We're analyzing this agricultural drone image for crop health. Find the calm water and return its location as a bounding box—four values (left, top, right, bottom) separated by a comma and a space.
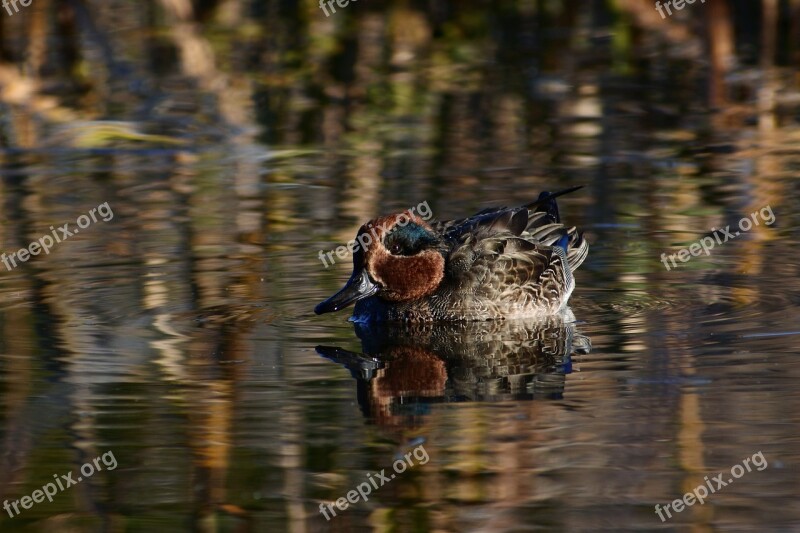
1, 2, 800, 532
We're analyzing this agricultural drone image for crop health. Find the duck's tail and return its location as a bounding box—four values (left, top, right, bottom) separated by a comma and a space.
524, 185, 583, 223
525, 186, 588, 272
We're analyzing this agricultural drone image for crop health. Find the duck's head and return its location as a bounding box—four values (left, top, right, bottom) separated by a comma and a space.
315, 211, 445, 315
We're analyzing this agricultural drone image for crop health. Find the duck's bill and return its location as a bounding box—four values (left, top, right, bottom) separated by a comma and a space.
315, 269, 379, 315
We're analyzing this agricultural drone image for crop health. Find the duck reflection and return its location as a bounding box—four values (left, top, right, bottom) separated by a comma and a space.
317, 314, 591, 426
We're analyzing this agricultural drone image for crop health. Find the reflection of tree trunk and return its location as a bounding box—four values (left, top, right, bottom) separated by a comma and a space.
792, 0, 800, 66
737, 57, 783, 298
707, 0, 734, 108
0, 311, 34, 501
27, 0, 48, 76
761, 0, 778, 68
0, 9, 8, 62
759, 0, 778, 131
677, 380, 710, 524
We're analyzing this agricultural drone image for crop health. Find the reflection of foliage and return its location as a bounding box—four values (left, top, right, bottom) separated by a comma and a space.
1, 1, 795, 149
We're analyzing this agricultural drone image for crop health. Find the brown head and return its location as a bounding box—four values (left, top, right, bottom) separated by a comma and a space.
315, 211, 446, 315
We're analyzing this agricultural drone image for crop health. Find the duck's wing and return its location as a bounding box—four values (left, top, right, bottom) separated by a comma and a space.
432, 186, 581, 235
444, 232, 576, 313
433, 186, 588, 272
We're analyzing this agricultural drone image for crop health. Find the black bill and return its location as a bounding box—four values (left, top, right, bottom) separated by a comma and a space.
314, 268, 379, 315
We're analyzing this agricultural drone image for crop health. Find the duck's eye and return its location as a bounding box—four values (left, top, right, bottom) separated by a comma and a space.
386, 235, 410, 255
384, 222, 437, 256
385, 235, 411, 256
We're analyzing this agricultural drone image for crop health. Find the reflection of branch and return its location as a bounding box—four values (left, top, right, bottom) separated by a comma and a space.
615, 0, 699, 45
159, 0, 193, 20
172, 24, 217, 79
156, 0, 254, 129
0, 64, 79, 146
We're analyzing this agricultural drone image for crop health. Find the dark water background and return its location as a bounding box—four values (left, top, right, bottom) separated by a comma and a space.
1, 1, 799, 531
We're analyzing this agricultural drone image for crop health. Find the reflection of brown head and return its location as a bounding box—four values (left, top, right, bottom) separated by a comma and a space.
370, 346, 447, 428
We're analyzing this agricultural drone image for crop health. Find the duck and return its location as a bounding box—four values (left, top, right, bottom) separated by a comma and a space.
314, 186, 588, 322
